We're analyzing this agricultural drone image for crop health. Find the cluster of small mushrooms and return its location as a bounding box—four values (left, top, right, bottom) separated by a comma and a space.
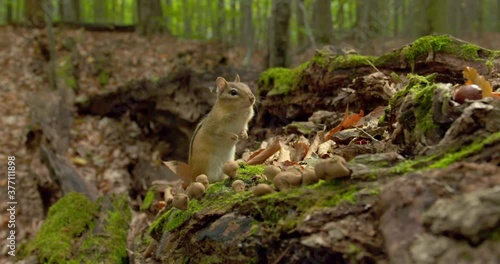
169, 155, 352, 211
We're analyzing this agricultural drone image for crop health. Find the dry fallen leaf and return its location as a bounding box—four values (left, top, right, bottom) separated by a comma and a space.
325, 105, 364, 141
247, 138, 282, 165
304, 131, 324, 160
463, 66, 492, 97
162, 160, 191, 189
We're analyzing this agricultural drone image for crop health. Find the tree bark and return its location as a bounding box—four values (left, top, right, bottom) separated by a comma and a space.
6, 0, 13, 24
136, 0, 165, 36
269, 0, 291, 67
24, 0, 44, 27
183, 0, 192, 38
60, 0, 80, 23
242, 0, 254, 67
312, 0, 333, 45
294, 0, 306, 48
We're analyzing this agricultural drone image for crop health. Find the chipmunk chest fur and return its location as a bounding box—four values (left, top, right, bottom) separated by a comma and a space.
188, 75, 255, 183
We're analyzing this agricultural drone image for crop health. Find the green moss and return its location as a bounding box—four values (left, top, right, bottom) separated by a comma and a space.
140, 189, 155, 211
312, 49, 376, 71
392, 132, 500, 174
149, 176, 254, 238
401, 35, 483, 70
486, 60, 494, 73
390, 74, 438, 138
391, 155, 438, 174
258, 62, 309, 96
20, 193, 131, 264
429, 131, 500, 169
22, 193, 98, 263
238, 164, 266, 180
81, 195, 131, 264
318, 185, 359, 207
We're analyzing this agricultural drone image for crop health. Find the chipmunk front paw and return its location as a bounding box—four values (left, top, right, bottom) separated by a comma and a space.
230, 133, 239, 141
239, 131, 248, 140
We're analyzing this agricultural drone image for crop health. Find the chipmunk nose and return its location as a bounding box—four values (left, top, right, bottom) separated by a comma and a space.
249, 95, 255, 104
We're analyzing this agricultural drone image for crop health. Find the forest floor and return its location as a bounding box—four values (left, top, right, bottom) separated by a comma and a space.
1, 26, 500, 263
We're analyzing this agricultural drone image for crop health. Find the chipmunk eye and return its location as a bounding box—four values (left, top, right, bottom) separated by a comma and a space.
229, 89, 238, 96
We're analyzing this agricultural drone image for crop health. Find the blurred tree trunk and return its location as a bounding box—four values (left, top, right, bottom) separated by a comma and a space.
44, 0, 56, 90
137, 0, 164, 36
59, 0, 80, 23
419, 0, 449, 36
94, 0, 106, 23
6, 0, 13, 24
230, 0, 238, 43
242, 0, 253, 67
214, 0, 225, 41
269, 0, 291, 67
183, 0, 192, 38
295, 0, 306, 48
312, 0, 333, 45
25, 0, 44, 27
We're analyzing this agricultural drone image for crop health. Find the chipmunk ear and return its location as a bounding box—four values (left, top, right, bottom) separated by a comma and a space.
216, 77, 228, 93
234, 74, 240, 83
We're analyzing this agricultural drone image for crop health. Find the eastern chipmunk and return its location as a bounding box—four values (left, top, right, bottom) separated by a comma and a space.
189, 75, 255, 183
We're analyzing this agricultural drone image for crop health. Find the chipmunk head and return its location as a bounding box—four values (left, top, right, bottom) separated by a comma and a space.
216, 75, 255, 109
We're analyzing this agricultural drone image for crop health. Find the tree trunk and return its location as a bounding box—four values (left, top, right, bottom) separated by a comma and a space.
269, 0, 291, 67
25, 0, 44, 27
312, 0, 333, 45
60, 0, 80, 23
230, 0, 238, 43
6, 0, 13, 24
183, 0, 191, 38
94, 0, 106, 23
295, 0, 306, 48
213, 0, 225, 41
136, 0, 165, 36
44, 0, 56, 90
242, 0, 253, 67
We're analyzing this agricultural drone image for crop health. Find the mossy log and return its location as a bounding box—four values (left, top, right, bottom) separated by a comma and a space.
18, 193, 131, 263
256, 35, 500, 127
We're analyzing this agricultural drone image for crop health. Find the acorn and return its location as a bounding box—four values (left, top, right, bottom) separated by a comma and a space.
264, 165, 281, 181
172, 193, 189, 211
251, 183, 274, 196
273, 171, 302, 191
232, 180, 246, 193
196, 174, 209, 188
187, 182, 206, 200
223, 161, 239, 179
302, 168, 319, 186
314, 155, 351, 181
454, 84, 482, 104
